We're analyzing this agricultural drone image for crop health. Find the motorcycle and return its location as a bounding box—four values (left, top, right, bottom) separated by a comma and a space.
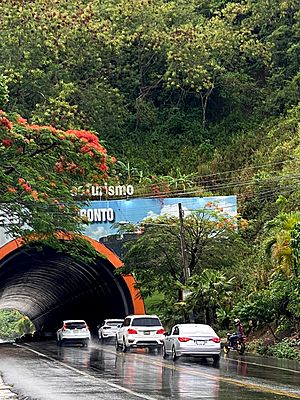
223, 333, 246, 355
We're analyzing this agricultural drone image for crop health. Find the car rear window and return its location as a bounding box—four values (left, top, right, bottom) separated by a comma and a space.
131, 317, 161, 327
180, 326, 216, 336
107, 321, 123, 327
65, 322, 87, 329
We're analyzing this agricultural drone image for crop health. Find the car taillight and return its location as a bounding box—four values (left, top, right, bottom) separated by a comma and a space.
178, 337, 192, 342
210, 337, 221, 343
127, 328, 137, 334
156, 329, 165, 334
62, 324, 67, 331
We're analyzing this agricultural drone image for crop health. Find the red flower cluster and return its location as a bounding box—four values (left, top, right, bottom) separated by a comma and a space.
66, 129, 107, 155
2, 138, 13, 147
23, 183, 32, 192
17, 116, 27, 125
1, 112, 115, 181
98, 163, 108, 172
18, 178, 31, 192
80, 145, 95, 157
54, 161, 64, 173
152, 184, 160, 194
0, 116, 13, 130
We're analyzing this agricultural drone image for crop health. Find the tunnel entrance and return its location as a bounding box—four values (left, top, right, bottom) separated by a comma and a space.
0, 238, 144, 334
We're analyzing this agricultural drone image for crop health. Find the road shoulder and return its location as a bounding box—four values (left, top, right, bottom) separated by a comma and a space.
0, 374, 19, 399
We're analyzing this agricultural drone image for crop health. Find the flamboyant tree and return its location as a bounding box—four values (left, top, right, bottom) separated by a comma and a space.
0, 108, 117, 258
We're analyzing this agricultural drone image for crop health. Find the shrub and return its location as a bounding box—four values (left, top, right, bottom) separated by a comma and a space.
268, 338, 300, 361
246, 339, 269, 355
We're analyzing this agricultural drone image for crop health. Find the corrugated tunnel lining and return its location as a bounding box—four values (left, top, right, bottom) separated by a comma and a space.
0, 245, 134, 331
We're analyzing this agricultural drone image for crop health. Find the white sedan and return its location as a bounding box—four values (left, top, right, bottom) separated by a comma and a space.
162, 323, 221, 362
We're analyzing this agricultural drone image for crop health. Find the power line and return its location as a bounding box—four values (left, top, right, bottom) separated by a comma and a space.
185, 158, 300, 180
2, 164, 300, 209
127, 173, 300, 200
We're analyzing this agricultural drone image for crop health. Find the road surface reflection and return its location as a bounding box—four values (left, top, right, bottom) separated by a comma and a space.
0, 341, 299, 400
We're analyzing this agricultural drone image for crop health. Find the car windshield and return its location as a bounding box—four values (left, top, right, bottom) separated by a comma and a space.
131, 317, 161, 327
107, 321, 123, 327
65, 322, 86, 329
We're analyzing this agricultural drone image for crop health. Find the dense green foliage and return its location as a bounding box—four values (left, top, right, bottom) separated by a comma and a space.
247, 337, 300, 360
1, 0, 297, 175
120, 208, 246, 326
0, 310, 34, 338
0, 0, 300, 354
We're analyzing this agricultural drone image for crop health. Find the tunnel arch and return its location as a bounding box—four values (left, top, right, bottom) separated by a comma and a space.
0, 237, 144, 333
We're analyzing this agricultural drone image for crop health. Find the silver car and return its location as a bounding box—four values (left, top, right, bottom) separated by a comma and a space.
162, 323, 221, 362
98, 319, 124, 341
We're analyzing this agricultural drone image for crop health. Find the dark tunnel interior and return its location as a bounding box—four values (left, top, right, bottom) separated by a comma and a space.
0, 245, 135, 334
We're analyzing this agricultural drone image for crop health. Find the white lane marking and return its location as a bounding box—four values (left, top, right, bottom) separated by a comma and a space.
15, 344, 158, 400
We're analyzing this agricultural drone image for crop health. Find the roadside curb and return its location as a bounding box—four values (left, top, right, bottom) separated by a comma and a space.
0, 375, 18, 399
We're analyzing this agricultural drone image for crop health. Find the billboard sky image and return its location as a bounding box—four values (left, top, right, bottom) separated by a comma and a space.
81, 195, 237, 241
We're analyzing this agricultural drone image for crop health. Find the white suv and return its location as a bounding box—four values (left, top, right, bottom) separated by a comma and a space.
56, 320, 91, 347
115, 314, 165, 352
98, 319, 124, 341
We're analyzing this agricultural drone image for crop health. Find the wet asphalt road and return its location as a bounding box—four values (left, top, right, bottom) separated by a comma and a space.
0, 340, 299, 400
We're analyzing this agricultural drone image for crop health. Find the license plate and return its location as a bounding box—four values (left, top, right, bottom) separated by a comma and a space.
144, 331, 150, 335
196, 340, 205, 345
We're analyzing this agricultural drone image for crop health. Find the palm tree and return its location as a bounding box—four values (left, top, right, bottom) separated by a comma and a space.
186, 269, 235, 325
265, 212, 300, 278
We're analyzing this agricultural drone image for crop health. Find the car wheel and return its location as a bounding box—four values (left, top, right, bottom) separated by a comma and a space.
171, 346, 178, 361
213, 354, 220, 363
122, 339, 128, 353
83, 339, 89, 347
115, 338, 120, 351
59, 339, 64, 347
162, 344, 169, 359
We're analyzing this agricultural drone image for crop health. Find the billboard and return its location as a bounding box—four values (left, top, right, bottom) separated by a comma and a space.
81, 195, 237, 241
0, 195, 237, 248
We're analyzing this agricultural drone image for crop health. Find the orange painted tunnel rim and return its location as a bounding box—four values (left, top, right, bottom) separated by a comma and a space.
0, 236, 145, 315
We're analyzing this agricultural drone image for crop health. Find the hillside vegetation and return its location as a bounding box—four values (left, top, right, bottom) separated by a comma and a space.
0, 0, 300, 356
